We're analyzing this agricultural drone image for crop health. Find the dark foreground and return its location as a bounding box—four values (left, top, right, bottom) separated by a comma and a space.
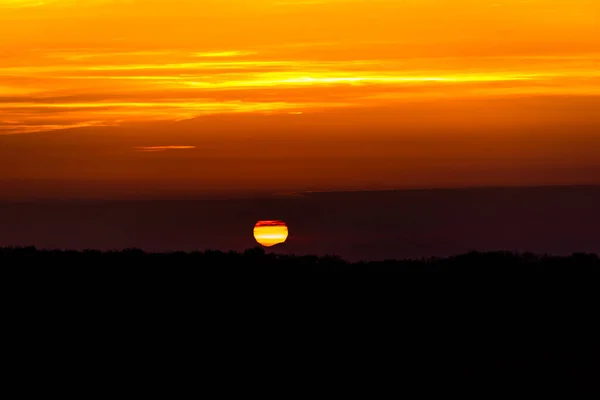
2, 246, 600, 271
3, 247, 599, 392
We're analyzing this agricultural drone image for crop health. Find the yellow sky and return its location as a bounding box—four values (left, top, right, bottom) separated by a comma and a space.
1, 0, 599, 134
1, 0, 600, 197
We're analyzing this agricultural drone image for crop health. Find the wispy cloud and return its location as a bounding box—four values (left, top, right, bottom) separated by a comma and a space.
0, 0, 46, 8
2, 0, 600, 134
134, 146, 197, 152
0, 0, 113, 8
273, 0, 363, 5
2, 47, 600, 134
192, 51, 256, 58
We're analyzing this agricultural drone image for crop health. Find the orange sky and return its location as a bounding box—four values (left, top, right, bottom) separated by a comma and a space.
1, 0, 600, 198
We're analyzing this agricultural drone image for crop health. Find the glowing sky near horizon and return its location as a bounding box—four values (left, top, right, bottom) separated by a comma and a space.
1, 0, 599, 134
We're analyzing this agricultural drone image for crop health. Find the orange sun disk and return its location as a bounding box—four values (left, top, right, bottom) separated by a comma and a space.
253, 220, 289, 247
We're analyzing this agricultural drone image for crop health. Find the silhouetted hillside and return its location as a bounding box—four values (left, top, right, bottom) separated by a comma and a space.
3, 246, 599, 390
2, 246, 599, 271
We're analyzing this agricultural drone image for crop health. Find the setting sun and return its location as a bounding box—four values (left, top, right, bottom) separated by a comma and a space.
254, 221, 289, 248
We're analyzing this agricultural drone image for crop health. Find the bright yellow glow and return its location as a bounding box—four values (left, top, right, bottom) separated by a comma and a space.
1, 0, 599, 135
254, 221, 289, 248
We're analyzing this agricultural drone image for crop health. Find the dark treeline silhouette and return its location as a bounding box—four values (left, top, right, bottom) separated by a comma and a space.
3, 246, 599, 390
2, 246, 599, 272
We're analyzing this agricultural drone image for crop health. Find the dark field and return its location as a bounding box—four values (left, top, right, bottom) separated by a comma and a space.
4, 245, 599, 390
